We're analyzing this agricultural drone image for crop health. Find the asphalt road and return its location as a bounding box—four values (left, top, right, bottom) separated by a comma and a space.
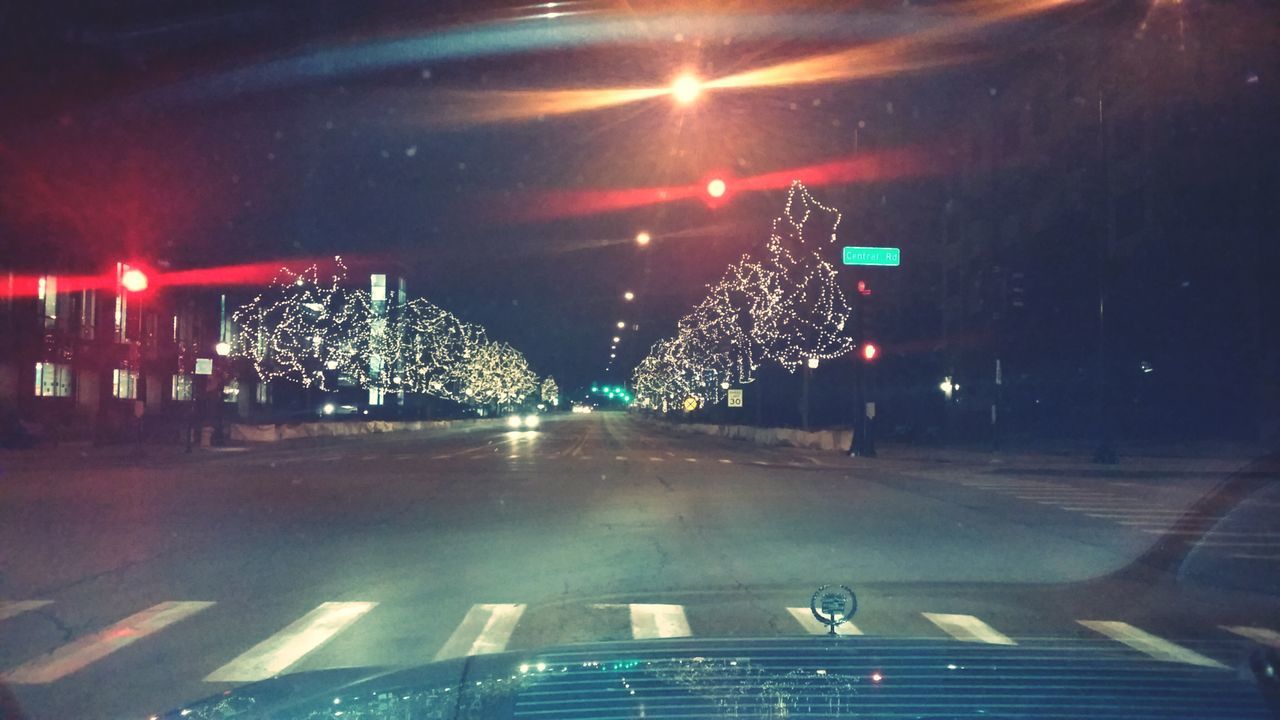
0, 412, 1277, 719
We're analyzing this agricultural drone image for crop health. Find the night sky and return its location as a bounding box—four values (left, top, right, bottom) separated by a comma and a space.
2, 0, 1275, 396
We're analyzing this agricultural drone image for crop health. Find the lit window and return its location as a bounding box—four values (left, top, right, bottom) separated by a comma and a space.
112, 369, 139, 399
34, 362, 72, 398
223, 379, 240, 403
78, 290, 96, 340
369, 387, 386, 406
255, 381, 271, 405
172, 374, 194, 401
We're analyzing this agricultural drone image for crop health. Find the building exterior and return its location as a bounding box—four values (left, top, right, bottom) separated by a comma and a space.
0, 263, 273, 443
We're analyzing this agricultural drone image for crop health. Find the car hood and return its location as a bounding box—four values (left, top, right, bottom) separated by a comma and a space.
158, 636, 1278, 719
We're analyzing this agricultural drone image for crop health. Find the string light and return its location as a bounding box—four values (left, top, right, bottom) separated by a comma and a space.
232, 256, 540, 408
540, 377, 559, 406
632, 181, 854, 408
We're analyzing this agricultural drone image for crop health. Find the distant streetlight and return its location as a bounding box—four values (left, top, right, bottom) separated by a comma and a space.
610, 353, 616, 358
706, 178, 727, 199
671, 74, 701, 104
939, 376, 959, 400
623, 291, 635, 301
612, 336, 620, 343
635, 231, 651, 246
616, 320, 626, 329
807, 357, 820, 370
720, 381, 730, 390
215, 341, 232, 357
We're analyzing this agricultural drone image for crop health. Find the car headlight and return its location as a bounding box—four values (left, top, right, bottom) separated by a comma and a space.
506, 415, 523, 429
523, 414, 540, 428
322, 403, 336, 415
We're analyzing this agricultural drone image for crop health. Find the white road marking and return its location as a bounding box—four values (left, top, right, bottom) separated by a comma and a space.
649, 457, 663, 462
630, 604, 691, 639
4, 601, 214, 684
1228, 554, 1280, 561
786, 607, 861, 636
1077, 620, 1227, 669
685, 458, 697, 463
361, 454, 378, 461
1140, 529, 1280, 537
579, 455, 592, 460
1221, 625, 1280, 648
615, 455, 626, 461
435, 604, 527, 661
508, 454, 519, 459
206, 602, 376, 682
922, 613, 1015, 645
0, 600, 52, 622
719, 459, 733, 464
395, 454, 413, 460
753, 461, 768, 466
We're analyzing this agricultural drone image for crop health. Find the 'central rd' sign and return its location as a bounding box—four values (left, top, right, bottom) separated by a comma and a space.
842, 246, 901, 267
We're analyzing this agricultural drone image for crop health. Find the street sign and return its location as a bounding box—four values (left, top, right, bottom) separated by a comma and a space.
195, 358, 213, 375
682, 397, 699, 413
842, 246, 900, 267
726, 389, 743, 408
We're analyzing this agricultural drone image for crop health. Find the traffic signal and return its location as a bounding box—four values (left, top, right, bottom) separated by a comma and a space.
861, 342, 879, 362
121, 267, 149, 293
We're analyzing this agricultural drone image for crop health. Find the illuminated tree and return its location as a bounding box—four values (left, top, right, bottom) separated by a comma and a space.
456, 341, 538, 408
232, 258, 357, 390
632, 181, 854, 409
539, 377, 560, 407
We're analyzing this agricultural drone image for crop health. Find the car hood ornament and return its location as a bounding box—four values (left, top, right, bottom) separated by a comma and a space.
810, 584, 858, 636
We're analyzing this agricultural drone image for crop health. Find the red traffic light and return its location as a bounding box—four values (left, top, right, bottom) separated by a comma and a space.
857, 280, 871, 296
121, 267, 149, 293
861, 342, 879, 362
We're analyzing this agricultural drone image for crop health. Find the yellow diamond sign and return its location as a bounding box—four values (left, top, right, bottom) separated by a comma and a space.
682, 396, 699, 413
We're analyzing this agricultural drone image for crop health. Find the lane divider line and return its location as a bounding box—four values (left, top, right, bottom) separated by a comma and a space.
629, 604, 691, 639
922, 613, 1016, 645
1077, 620, 1228, 669
5, 601, 215, 684
1221, 625, 1280, 648
435, 604, 527, 661
206, 602, 377, 683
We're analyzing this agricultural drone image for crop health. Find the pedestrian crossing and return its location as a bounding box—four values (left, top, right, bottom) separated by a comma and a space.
2, 597, 1275, 687
952, 476, 1280, 562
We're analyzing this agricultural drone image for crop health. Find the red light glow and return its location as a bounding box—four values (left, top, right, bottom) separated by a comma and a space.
120, 268, 149, 293
862, 343, 880, 362
501, 146, 941, 222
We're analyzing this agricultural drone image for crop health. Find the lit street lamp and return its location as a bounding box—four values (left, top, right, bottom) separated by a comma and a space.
706, 178, 726, 199
671, 73, 701, 104
623, 291, 635, 301
215, 341, 231, 357
616, 320, 626, 329
635, 231, 651, 246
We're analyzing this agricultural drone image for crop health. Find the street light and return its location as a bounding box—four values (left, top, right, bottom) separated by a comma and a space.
807, 357, 820, 370
623, 291, 635, 301
671, 73, 701, 104
215, 341, 231, 357
939, 376, 958, 400
706, 178, 727, 199
635, 231, 651, 246
612, 336, 620, 343
616, 320, 626, 329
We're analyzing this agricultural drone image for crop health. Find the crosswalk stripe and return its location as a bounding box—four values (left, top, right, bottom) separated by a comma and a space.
205, 602, 376, 682
1221, 625, 1280, 648
434, 604, 526, 661
630, 604, 691, 639
786, 607, 861, 636
4, 601, 215, 684
0, 600, 52, 622
1077, 620, 1228, 669
922, 613, 1016, 645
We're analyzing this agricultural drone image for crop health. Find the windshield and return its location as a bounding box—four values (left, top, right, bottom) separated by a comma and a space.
1, 2, 1278, 719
